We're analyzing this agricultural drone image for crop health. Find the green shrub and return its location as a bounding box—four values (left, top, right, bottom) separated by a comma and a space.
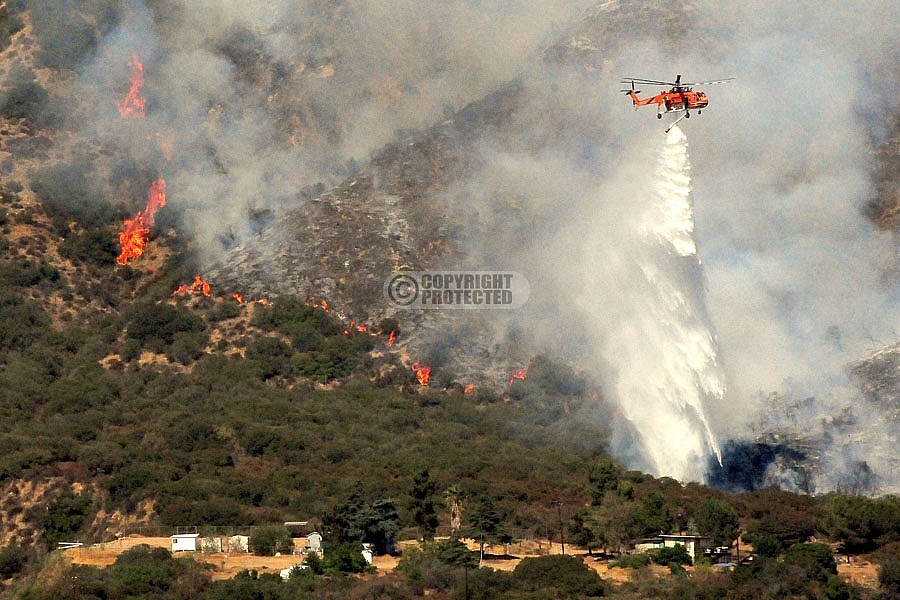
652, 543, 692, 566
123, 302, 205, 351
322, 542, 371, 574
879, 554, 900, 594
783, 542, 837, 577
249, 525, 293, 556
512, 554, 606, 597
206, 300, 242, 322
0, 68, 49, 123
396, 541, 466, 594
0, 545, 28, 578
59, 228, 119, 265
0, 291, 49, 350
42, 491, 93, 549
0, 6, 23, 53
106, 545, 180, 597
29, 162, 114, 229
245, 336, 293, 379
28, 0, 98, 71
167, 330, 209, 365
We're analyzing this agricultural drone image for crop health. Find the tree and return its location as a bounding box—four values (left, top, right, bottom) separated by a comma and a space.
653, 543, 693, 566
0, 545, 28, 578
323, 493, 400, 555
444, 484, 464, 534
568, 508, 600, 555
819, 494, 900, 553
628, 491, 673, 538
322, 541, 370, 573
744, 503, 816, 550
408, 468, 439, 541
694, 498, 740, 547
879, 554, 900, 595
249, 525, 293, 556
753, 534, 784, 558
465, 495, 504, 561
591, 494, 632, 554
589, 456, 620, 505
437, 537, 479, 600
42, 491, 92, 549
512, 554, 606, 597
783, 542, 837, 577
105, 545, 181, 597
437, 537, 479, 570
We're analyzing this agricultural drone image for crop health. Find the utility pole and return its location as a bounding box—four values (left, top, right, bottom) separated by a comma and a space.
555, 501, 565, 555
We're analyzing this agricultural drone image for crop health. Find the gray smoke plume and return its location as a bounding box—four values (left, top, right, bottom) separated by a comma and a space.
32, 0, 900, 490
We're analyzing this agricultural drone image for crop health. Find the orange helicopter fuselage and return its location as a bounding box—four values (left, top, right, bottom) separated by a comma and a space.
629, 89, 709, 113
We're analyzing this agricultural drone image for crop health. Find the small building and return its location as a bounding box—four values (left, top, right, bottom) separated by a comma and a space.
228, 535, 250, 553
280, 564, 309, 580
305, 531, 323, 557
660, 534, 713, 561
634, 538, 664, 554
171, 533, 200, 552
200, 536, 222, 553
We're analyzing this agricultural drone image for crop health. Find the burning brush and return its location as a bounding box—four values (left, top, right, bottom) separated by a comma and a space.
116, 179, 167, 265
116, 55, 146, 118
172, 274, 212, 297
411, 362, 431, 386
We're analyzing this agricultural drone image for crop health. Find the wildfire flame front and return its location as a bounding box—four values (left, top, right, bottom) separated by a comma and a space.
116, 179, 167, 265
116, 56, 146, 118
411, 362, 431, 386
172, 275, 211, 297
509, 368, 527, 385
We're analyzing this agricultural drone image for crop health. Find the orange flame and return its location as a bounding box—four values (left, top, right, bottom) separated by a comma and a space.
343, 320, 370, 335
191, 275, 211, 296
172, 275, 211, 297
308, 297, 330, 312
116, 56, 146, 118
116, 178, 167, 265
411, 362, 431, 386
233, 292, 244, 304
509, 368, 527, 385
145, 179, 166, 220
387, 331, 396, 347
464, 383, 475, 394
257, 298, 271, 306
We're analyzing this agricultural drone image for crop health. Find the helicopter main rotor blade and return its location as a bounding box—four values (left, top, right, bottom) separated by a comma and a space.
680, 78, 735, 86
621, 77, 674, 86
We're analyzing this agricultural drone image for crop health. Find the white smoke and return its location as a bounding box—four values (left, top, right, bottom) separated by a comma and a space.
583, 126, 724, 482
33, 0, 900, 489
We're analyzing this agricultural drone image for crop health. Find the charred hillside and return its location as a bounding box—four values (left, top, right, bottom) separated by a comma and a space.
205, 82, 525, 321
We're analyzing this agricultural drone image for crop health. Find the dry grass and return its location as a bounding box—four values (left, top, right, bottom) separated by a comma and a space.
62, 534, 884, 590
65, 536, 309, 581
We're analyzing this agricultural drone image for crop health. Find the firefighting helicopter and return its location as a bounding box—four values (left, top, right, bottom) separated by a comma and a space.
620, 74, 734, 132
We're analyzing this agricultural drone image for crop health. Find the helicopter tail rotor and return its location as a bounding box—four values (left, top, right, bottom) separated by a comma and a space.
619, 80, 641, 107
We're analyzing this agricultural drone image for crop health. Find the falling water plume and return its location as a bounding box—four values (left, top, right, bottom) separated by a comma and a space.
606, 125, 725, 482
